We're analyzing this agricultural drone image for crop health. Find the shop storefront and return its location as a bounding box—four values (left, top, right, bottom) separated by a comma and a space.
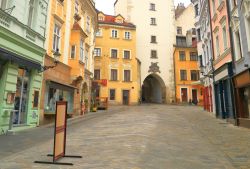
214, 63, 235, 122
39, 55, 78, 125
0, 47, 44, 132
234, 69, 250, 128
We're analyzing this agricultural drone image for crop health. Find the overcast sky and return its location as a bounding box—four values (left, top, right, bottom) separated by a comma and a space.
95, 0, 191, 15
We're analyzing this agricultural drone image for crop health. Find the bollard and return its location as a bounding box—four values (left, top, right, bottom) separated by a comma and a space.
7, 110, 18, 135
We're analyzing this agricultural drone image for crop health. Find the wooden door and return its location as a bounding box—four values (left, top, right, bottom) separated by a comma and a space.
122, 90, 129, 105
192, 89, 198, 104
181, 88, 188, 102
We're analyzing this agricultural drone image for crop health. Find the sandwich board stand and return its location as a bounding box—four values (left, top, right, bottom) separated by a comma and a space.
34, 101, 82, 165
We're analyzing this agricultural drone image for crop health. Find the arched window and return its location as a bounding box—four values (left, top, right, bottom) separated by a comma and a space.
27, 0, 35, 27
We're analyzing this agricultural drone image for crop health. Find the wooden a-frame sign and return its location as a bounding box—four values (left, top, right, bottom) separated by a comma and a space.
34, 101, 82, 165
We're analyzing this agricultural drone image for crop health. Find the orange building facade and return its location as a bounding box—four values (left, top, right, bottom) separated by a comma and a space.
174, 46, 204, 105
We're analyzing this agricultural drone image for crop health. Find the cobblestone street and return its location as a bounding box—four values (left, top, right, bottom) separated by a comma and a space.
1, 105, 250, 169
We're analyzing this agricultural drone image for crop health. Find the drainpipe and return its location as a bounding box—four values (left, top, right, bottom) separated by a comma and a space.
225, 0, 238, 126
207, 0, 218, 116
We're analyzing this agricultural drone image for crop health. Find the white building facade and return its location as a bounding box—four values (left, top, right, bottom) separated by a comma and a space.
114, 0, 176, 103
192, 0, 216, 114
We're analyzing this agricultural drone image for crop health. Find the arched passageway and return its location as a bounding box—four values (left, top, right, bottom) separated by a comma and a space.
142, 74, 166, 103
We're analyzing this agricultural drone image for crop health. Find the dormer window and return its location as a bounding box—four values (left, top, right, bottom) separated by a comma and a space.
116, 19, 123, 23
98, 16, 104, 21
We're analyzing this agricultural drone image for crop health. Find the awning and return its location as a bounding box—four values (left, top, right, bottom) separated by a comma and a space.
47, 80, 77, 92
0, 47, 42, 70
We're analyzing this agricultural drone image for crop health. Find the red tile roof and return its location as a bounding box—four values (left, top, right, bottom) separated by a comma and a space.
97, 11, 136, 28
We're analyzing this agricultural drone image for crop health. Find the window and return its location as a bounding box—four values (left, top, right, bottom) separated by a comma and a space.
124, 31, 131, 39
245, 17, 250, 51
111, 30, 118, 38
109, 89, 116, 100
197, 28, 201, 41
150, 18, 156, 25
86, 16, 90, 32
195, 4, 199, 16
150, 3, 155, 11
98, 16, 104, 21
212, 0, 216, 16
45, 87, 74, 113
190, 52, 198, 61
179, 51, 186, 61
123, 50, 130, 59
176, 37, 186, 47
192, 28, 196, 35
222, 26, 228, 50
177, 27, 182, 35
94, 69, 100, 80
80, 39, 84, 62
151, 50, 157, 58
180, 70, 187, 81
85, 49, 88, 67
75, 0, 79, 14
191, 70, 199, 81
70, 45, 76, 59
94, 48, 101, 57
111, 69, 118, 81
111, 49, 118, 58
124, 70, 131, 82
151, 36, 157, 43
27, 0, 35, 27
216, 35, 220, 57
53, 24, 61, 51
116, 19, 123, 23
96, 29, 102, 36
0, 0, 7, 10
234, 31, 242, 60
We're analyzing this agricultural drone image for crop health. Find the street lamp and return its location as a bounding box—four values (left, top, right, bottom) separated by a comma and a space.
39, 49, 61, 73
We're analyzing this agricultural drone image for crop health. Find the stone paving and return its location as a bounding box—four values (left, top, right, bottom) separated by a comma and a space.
0, 104, 250, 169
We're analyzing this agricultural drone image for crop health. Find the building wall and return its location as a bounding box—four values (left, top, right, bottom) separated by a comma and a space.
94, 21, 139, 105
174, 47, 203, 105
209, 0, 232, 70
0, 0, 49, 132
115, 0, 176, 103
175, 4, 196, 36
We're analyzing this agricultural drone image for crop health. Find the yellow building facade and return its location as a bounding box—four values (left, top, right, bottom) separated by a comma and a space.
94, 12, 140, 105
40, 0, 97, 124
174, 46, 203, 105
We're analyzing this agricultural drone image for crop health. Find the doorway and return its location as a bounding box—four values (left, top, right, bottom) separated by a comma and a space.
122, 90, 129, 105
142, 74, 166, 103
181, 88, 188, 102
14, 68, 30, 125
192, 89, 198, 103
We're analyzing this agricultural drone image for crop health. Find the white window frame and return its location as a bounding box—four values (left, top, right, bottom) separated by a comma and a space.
27, 0, 35, 27
123, 50, 131, 59
53, 23, 61, 51
110, 48, 118, 58
94, 48, 101, 57
80, 39, 84, 62
96, 29, 102, 37
124, 31, 131, 39
123, 69, 131, 82
86, 16, 90, 32
85, 49, 88, 68
111, 29, 118, 38
70, 45, 76, 59
110, 68, 118, 81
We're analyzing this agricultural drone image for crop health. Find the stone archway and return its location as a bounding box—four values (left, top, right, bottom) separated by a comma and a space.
142, 74, 166, 103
